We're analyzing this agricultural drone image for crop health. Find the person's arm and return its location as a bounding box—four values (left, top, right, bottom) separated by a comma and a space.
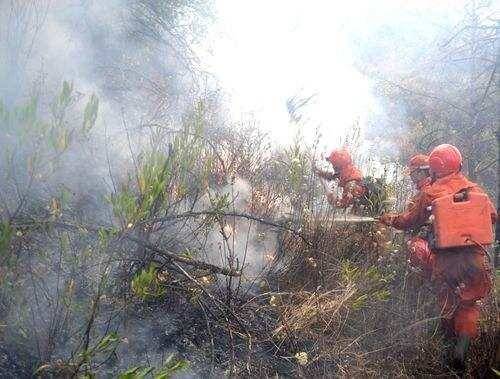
313, 163, 337, 181
381, 193, 430, 230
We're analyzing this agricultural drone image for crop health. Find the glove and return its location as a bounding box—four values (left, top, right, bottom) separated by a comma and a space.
380, 213, 397, 226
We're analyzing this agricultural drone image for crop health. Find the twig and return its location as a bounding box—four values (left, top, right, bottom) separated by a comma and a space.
14, 220, 240, 277
126, 234, 240, 276
145, 210, 313, 247
198, 300, 215, 376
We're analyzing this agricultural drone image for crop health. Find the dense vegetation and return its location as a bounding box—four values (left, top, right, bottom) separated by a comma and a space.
0, 0, 498, 378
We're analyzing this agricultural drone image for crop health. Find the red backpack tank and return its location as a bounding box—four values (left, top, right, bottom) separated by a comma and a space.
432, 191, 493, 249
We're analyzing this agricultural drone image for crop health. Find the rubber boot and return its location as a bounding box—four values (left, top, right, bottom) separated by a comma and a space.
452, 333, 471, 376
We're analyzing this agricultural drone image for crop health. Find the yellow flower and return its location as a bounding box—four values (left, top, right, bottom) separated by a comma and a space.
295, 352, 308, 366
307, 257, 317, 268
270, 295, 278, 306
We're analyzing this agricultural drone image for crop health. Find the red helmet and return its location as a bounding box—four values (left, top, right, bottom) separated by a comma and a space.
407, 154, 429, 174
429, 144, 462, 177
326, 149, 352, 168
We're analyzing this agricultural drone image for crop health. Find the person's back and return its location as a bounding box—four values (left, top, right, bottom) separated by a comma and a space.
381, 144, 497, 373
423, 145, 496, 373
423, 172, 494, 317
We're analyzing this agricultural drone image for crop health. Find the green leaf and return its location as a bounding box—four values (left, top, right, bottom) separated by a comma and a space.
60, 232, 70, 254
131, 264, 166, 300
60, 186, 72, 207
82, 94, 99, 133
0, 223, 15, 257
95, 333, 119, 352
118, 366, 154, 379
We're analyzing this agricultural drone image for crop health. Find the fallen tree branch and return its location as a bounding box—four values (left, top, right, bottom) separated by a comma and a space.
126, 234, 240, 276
14, 219, 240, 277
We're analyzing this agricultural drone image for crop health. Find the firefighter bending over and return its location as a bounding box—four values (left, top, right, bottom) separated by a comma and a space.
314, 149, 366, 208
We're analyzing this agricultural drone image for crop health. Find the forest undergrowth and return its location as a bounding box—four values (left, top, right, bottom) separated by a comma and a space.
0, 84, 498, 379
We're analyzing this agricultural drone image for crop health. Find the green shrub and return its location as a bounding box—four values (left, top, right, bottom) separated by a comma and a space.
131, 264, 166, 300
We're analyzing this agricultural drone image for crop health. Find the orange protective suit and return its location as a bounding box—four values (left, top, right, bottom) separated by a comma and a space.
382, 176, 434, 278
382, 172, 497, 337
336, 164, 366, 208
319, 149, 367, 208
318, 163, 366, 208
407, 236, 435, 280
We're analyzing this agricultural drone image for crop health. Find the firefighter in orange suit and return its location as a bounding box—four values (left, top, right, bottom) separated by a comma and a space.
314, 149, 366, 208
381, 144, 497, 372
382, 154, 435, 280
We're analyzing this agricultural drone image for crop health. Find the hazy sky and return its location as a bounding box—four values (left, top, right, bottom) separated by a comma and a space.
205, 0, 465, 150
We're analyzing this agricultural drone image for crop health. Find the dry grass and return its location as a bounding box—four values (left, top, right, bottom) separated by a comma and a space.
256, 205, 500, 378
273, 287, 356, 337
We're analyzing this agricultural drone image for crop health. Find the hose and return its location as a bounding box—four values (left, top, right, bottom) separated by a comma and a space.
465, 237, 492, 264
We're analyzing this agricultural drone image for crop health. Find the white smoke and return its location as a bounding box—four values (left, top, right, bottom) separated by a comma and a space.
196, 176, 278, 281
